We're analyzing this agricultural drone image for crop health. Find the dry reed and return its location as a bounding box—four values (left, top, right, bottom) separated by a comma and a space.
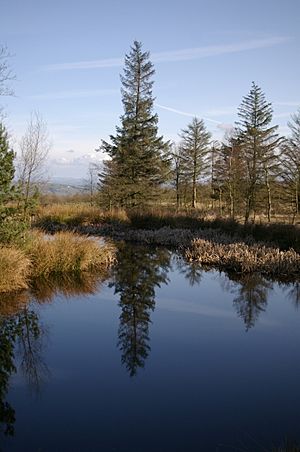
185, 238, 300, 278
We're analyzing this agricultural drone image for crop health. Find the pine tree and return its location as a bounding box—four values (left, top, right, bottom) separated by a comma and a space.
100, 41, 169, 208
0, 122, 15, 204
180, 117, 211, 208
236, 82, 281, 223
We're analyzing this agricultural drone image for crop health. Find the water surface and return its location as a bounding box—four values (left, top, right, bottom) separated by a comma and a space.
1, 243, 300, 451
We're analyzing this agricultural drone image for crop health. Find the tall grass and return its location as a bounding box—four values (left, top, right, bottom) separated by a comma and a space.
36, 204, 128, 227
0, 231, 116, 293
26, 231, 116, 278
0, 247, 31, 292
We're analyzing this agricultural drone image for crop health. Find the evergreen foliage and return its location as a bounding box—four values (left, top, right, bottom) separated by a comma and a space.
0, 122, 27, 244
236, 82, 281, 222
100, 41, 169, 208
180, 117, 211, 208
0, 123, 15, 204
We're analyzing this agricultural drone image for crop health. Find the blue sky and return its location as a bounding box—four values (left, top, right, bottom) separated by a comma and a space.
1, 0, 300, 178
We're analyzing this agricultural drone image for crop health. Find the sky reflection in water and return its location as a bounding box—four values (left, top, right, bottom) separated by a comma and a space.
1, 243, 300, 451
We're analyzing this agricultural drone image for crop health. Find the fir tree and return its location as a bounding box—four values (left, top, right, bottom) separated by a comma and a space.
236, 82, 281, 223
180, 117, 211, 208
100, 41, 169, 208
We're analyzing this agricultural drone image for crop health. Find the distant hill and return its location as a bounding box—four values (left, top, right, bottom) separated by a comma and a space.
41, 177, 86, 195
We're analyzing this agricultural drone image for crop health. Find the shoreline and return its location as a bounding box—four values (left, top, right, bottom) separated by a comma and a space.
34, 222, 300, 282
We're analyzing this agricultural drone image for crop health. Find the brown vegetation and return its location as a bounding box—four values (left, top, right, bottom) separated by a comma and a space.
35, 203, 128, 227
185, 238, 300, 279
0, 247, 31, 293
0, 231, 116, 294
26, 231, 116, 277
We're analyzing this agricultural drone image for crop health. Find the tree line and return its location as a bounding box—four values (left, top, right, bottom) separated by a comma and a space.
98, 41, 300, 223
1, 40, 300, 227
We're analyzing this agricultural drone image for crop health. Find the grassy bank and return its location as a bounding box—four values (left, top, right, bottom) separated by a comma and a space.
35, 205, 300, 252
0, 231, 116, 293
32, 204, 300, 280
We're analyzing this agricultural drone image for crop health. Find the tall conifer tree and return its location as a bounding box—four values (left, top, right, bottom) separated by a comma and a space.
236, 82, 281, 222
180, 117, 211, 208
100, 41, 169, 207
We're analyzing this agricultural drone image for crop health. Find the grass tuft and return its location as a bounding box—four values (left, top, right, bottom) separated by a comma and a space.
0, 247, 31, 292
26, 231, 116, 278
0, 231, 116, 293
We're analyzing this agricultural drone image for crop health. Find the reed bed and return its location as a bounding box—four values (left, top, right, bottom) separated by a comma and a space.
185, 238, 300, 278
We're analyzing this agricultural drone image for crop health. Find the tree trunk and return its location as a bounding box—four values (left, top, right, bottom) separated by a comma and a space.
192, 171, 196, 208
264, 167, 272, 222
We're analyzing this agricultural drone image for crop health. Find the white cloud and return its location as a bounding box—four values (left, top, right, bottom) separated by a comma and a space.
217, 123, 234, 132
155, 103, 221, 124
49, 152, 103, 178
51, 152, 103, 167
43, 36, 289, 71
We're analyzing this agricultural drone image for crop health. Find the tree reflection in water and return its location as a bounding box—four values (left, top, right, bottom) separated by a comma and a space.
221, 273, 273, 330
0, 300, 48, 436
283, 281, 300, 310
111, 244, 171, 377
176, 257, 203, 286
17, 307, 50, 395
0, 314, 16, 436
0, 271, 108, 437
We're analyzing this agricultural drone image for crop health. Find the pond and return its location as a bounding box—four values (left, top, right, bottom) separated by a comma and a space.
1, 242, 300, 451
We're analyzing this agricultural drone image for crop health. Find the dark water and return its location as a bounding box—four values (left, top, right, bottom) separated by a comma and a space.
1, 243, 300, 451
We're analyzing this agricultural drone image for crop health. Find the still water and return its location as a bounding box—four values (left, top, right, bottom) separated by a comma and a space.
1, 243, 300, 451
